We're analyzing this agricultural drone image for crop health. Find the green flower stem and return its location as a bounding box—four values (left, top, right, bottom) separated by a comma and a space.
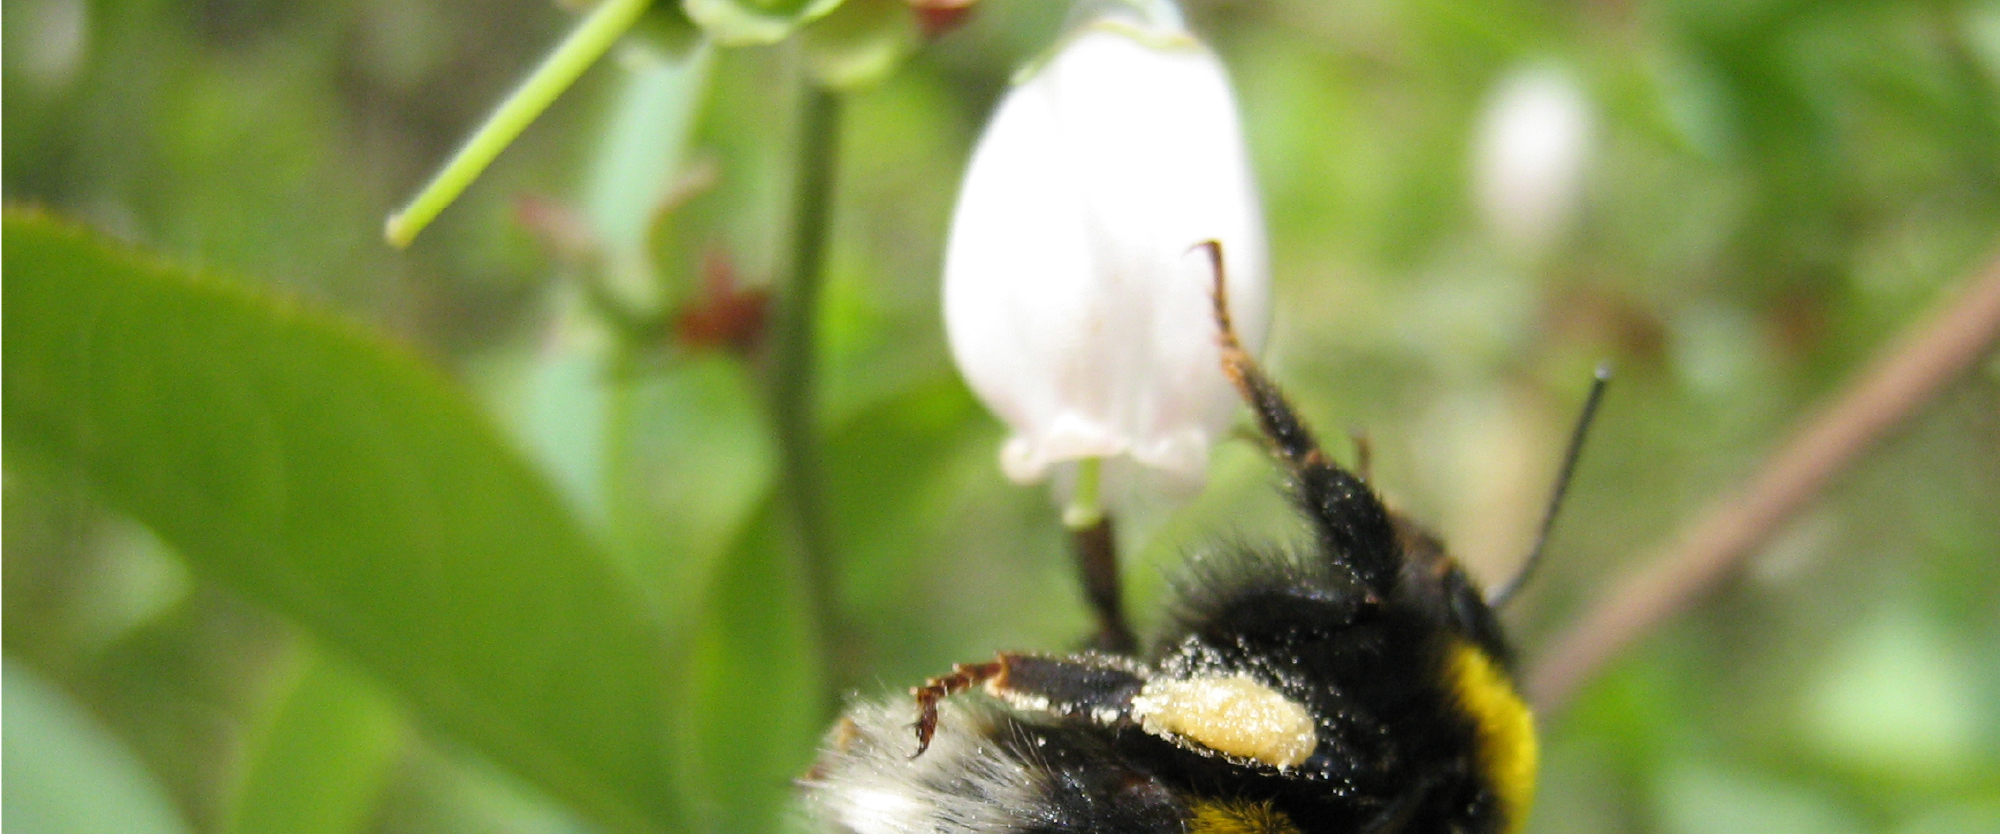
1062, 460, 1131, 652
771, 83, 841, 720
384, 0, 655, 248
1063, 457, 1105, 529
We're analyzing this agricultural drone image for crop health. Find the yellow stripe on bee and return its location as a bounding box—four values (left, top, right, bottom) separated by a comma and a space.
1447, 642, 1537, 834
1186, 798, 1302, 834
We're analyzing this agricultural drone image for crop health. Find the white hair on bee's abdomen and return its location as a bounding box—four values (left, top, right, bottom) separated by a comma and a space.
803, 699, 1044, 834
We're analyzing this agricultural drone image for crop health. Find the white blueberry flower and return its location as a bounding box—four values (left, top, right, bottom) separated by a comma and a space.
941, 9, 1270, 497
1472, 64, 1595, 256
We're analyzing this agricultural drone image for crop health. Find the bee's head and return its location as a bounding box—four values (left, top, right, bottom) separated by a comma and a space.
1392, 515, 1516, 671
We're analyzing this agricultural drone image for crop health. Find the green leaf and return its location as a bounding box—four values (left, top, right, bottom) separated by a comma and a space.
481, 304, 616, 531
3, 659, 192, 834
683, 0, 846, 46
824, 378, 984, 617
683, 500, 825, 834
2, 211, 680, 834
582, 40, 717, 314
223, 656, 406, 834
605, 355, 776, 618
1653, 759, 1865, 834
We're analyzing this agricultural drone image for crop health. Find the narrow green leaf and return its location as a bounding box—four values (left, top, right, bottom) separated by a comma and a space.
2, 211, 679, 834
3, 659, 192, 834
223, 656, 406, 834
583, 40, 717, 313
684, 500, 824, 833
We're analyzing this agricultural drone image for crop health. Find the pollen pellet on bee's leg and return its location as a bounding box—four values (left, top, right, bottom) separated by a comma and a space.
1130, 676, 1318, 769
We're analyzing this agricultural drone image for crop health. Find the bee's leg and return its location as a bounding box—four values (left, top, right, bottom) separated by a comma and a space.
909, 658, 1006, 758
1197, 240, 1400, 596
909, 652, 1148, 758
986, 653, 1147, 722
1348, 428, 1373, 482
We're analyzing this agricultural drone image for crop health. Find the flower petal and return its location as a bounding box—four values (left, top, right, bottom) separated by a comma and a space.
943, 17, 1270, 497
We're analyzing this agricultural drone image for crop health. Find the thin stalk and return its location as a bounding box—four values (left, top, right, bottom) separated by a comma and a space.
385, 0, 655, 248
1063, 456, 1106, 529
1061, 459, 1132, 652
1069, 516, 1136, 654
770, 83, 841, 720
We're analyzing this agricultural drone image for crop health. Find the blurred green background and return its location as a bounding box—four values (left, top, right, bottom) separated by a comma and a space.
5, 0, 1999, 832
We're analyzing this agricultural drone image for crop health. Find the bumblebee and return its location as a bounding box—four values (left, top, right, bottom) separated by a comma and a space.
803, 244, 1587, 834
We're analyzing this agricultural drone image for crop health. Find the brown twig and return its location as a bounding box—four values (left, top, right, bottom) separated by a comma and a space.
1526, 250, 2000, 713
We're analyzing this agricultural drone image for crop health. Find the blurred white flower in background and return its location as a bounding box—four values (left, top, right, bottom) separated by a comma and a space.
12, 0, 91, 92
1472, 64, 1595, 257
941, 7, 1269, 507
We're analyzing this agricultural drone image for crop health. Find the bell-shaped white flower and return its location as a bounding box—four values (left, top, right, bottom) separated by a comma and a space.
1472, 64, 1594, 256
942, 10, 1270, 494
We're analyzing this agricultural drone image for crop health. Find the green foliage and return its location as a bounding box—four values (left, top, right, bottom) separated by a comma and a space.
6, 1, 2000, 833
4, 661, 190, 834
222, 660, 405, 834
4, 213, 680, 833
683, 501, 825, 833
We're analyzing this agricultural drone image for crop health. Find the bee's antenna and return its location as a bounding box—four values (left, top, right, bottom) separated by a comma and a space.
1489, 364, 1611, 609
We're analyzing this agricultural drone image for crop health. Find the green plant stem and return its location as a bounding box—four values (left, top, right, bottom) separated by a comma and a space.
771, 83, 841, 721
1061, 458, 1130, 652
1063, 457, 1105, 529
384, 0, 655, 248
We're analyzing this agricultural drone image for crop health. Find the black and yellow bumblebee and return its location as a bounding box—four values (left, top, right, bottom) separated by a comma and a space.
803, 244, 1600, 834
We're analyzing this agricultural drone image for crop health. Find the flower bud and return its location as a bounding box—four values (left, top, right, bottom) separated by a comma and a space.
942, 10, 1270, 493
1472, 64, 1594, 257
